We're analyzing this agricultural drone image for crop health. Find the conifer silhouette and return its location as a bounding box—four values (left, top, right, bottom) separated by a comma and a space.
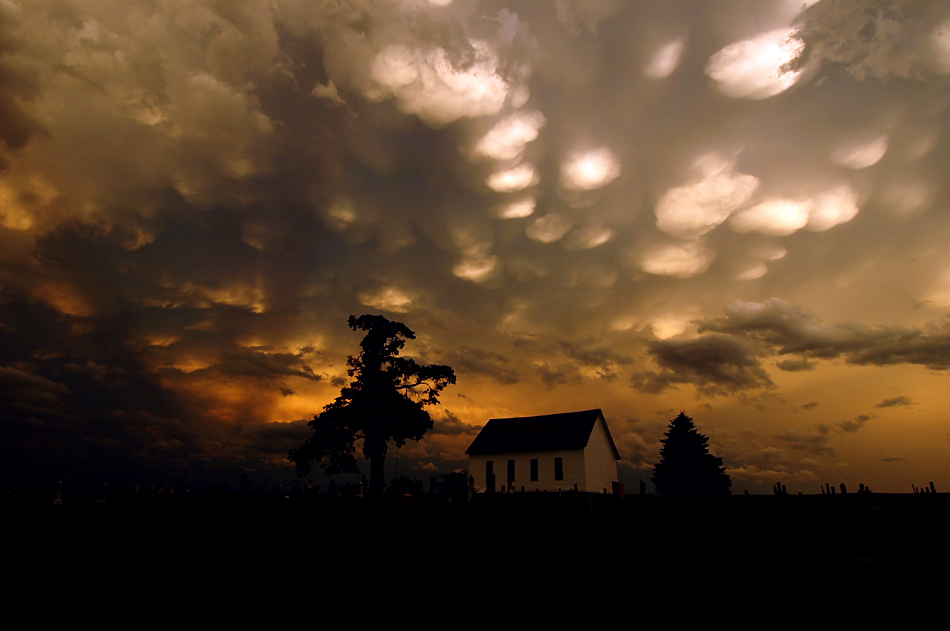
652, 412, 731, 496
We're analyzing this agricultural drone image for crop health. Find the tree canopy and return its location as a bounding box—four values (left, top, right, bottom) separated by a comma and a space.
289, 315, 455, 494
652, 412, 731, 497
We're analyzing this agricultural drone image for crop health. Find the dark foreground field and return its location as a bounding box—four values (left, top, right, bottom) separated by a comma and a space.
6, 491, 948, 621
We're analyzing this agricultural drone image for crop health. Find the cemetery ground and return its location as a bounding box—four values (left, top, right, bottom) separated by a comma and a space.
6, 489, 948, 619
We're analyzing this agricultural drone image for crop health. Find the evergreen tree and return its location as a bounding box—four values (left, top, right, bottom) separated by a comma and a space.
652, 412, 731, 496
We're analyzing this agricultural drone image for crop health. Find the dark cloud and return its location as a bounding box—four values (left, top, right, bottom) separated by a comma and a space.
557, 340, 631, 381
557, 340, 632, 367
214, 348, 320, 382
632, 334, 774, 396
536, 362, 582, 387
838, 413, 871, 433
790, 0, 950, 79
444, 346, 520, 385
775, 424, 835, 457
232, 419, 312, 465
700, 299, 950, 371
429, 410, 481, 436
0, 366, 71, 412
880, 455, 907, 462
0, 5, 42, 157
801, 401, 820, 410
0, 247, 317, 487
776, 358, 815, 372
876, 395, 915, 408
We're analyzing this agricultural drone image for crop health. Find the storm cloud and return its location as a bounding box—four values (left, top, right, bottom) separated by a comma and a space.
632, 334, 774, 396
699, 299, 950, 370
3, 0, 950, 492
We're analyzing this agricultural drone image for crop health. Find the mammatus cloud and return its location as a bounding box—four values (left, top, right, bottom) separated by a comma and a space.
729, 185, 859, 236
359, 287, 415, 313
654, 155, 759, 239
730, 199, 811, 237
495, 197, 536, 219
487, 164, 539, 192
475, 110, 546, 161
560, 147, 621, 191
639, 241, 716, 278
936, 20, 950, 73
831, 135, 888, 169
644, 37, 686, 80
526, 214, 572, 243
707, 27, 805, 99
367, 42, 510, 127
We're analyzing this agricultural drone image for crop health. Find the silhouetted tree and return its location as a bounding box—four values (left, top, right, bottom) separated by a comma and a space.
289, 315, 455, 495
652, 412, 731, 496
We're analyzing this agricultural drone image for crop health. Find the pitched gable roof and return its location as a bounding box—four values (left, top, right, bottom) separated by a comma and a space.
465, 409, 620, 459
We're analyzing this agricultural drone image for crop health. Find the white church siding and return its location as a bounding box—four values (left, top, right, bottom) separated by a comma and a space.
469, 448, 586, 493
465, 409, 621, 494
584, 415, 620, 494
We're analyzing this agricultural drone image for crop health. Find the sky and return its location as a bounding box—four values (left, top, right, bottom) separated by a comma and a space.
3, 0, 950, 494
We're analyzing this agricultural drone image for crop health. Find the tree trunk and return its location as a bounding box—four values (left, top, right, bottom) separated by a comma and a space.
369, 451, 385, 495
364, 427, 388, 495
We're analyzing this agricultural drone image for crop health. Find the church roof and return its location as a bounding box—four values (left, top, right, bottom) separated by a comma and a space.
465, 409, 620, 459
